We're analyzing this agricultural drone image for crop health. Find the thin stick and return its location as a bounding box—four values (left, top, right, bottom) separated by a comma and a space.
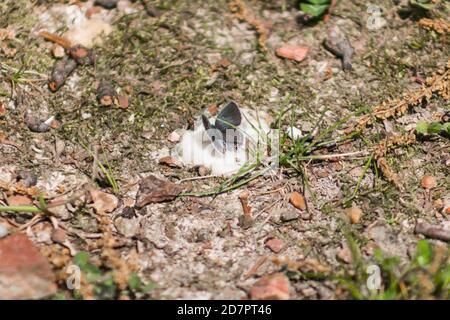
243, 255, 268, 280
179, 174, 220, 182
299, 150, 369, 161
39, 31, 72, 49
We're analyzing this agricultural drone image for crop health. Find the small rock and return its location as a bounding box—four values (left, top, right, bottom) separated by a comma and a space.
337, 245, 352, 264
421, 174, 437, 189
0, 101, 5, 117
17, 170, 38, 187
51, 44, 65, 58
0, 234, 56, 299
207, 104, 219, 116
198, 165, 210, 176
276, 45, 309, 62
286, 126, 303, 140
0, 223, 9, 238
94, 0, 118, 9
300, 212, 312, 220
265, 238, 283, 253
346, 205, 363, 224
50, 228, 67, 244
280, 210, 299, 222
121, 206, 136, 219
289, 191, 306, 210
117, 95, 129, 109
167, 131, 180, 143
196, 229, 211, 242
433, 198, 443, 209
26, 115, 55, 133
141, 130, 153, 140
249, 273, 290, 300
238, 214, 254, 230
218, 58, 231, 68
114, 217, 140, 238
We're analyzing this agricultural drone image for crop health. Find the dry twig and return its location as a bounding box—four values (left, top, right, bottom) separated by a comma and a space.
228, 0, 269, 52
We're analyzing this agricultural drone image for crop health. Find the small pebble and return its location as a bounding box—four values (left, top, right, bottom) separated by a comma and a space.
51, 44, 65, 58
265, 238, 283, 253
167, 131, 180, 143
198, 165, 210, 176
280, 210, 299, 222
290, 192, 306, 210
421, 174, 437, 189
0, 223, 9, 238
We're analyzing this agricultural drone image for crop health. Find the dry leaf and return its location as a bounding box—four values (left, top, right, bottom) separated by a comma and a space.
6, 195, 33, 206
159, 156, 183, 168
135, 175, 183, 208
89, 188, 118, 213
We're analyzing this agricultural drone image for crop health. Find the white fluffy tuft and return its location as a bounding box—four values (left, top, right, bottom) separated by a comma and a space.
174, 109, 271, 176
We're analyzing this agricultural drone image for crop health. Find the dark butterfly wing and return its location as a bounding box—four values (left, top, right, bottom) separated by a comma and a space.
214, 101, 242, 135
201, 114, 213, 131
202, 114, 226, 154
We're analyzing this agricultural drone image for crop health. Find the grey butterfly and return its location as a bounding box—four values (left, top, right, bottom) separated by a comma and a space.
201, 101, 243, 154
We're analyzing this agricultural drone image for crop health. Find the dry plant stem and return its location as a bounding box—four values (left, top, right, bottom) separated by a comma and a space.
49, 58, 78, 92
0, 132, 23, 151
419, 18, 450, 35
229, 0, 268, 52
322, 0, 338, 23
0, 179, 42, 197
97, 214, 137, 291
243, 255, 268, 280
39, 31, 72, 49
353, 61, 450, 132
239, 190, 252, 217
372, 132, 416, 187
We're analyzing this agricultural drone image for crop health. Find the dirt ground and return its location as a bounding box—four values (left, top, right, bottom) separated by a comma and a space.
0, 0, 449, 300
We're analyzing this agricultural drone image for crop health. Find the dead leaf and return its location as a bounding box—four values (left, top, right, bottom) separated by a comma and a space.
159, 156, 183, 168
89, 188, 118, 213
6, 195, 33, 206
0, 234, 56, 299
207, 104, 219, 115
218, 58, 231, 68
276, 45, 309, 62
135, 174, 183, 208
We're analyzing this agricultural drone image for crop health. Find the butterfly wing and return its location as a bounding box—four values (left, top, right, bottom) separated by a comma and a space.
202, 114, 226, 154
214, 101, 242, 135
